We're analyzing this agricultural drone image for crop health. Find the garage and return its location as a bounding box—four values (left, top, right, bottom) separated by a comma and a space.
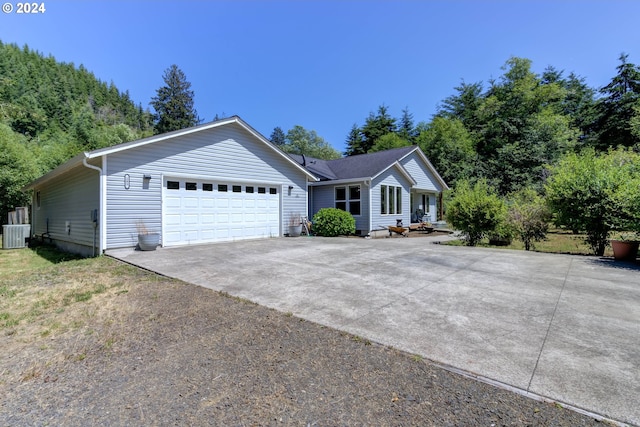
163, 177, 281, 246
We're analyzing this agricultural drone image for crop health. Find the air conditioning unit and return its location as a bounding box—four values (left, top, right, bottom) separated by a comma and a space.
2, 224, 31, 249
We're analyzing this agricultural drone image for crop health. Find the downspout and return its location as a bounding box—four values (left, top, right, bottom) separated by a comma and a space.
364, 179, 372, 236
82, 157, 103, 257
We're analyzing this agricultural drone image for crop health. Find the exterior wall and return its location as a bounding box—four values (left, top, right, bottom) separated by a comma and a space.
371, 168, 411, 233
105, 122, 308, 249
31, 164, 100, 257
399, 152, 443, 192
309, 181, 370, 233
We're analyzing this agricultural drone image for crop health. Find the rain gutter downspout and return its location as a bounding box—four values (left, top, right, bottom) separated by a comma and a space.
364, 179, 372, 237
82, 156, 104, 256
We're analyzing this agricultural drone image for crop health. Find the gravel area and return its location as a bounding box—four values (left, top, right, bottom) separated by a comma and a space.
1, 261, 607, 426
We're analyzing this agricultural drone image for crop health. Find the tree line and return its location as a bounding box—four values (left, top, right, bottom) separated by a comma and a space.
0, 42, 200, 223
337, 55, 640, 196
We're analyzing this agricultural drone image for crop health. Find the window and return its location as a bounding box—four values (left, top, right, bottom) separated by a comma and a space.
258, 187, 266, 194
218, 184, 228, 192
246, 186, 254, 193
348, 185, 361, 216
381, 185, 402, 215
269, 188, 277, 195
186, 182, 197, 191
335, 187, 346, 211
167, 181, 179, 190
335, 185, 361, 216
232, 185, 242, 193
36, 191, 41, 209
203, 183, 213, 192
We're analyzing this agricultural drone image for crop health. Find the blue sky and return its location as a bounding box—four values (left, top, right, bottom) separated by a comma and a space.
2, 1, 639, 153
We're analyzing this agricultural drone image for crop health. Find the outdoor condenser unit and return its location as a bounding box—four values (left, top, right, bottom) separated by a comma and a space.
2, 224, 31, 249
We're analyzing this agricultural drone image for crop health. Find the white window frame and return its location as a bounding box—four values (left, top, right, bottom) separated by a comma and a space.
334, 185, 361, 217
381, 185, 402, 215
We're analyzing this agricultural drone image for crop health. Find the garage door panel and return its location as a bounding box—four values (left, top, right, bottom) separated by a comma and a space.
163, 178, 281, 246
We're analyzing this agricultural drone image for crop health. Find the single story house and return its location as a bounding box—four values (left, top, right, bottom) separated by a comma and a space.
292, 146, 448, 237
24, 116, 318, 256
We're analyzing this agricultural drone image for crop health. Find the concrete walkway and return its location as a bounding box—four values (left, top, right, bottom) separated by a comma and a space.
108, 236, 640, 426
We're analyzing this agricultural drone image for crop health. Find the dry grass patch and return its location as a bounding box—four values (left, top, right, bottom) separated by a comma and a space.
0, 245, 168, 387
444, 229, 614, 256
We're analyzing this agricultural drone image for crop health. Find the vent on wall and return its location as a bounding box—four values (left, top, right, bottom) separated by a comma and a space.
2, 224, 31, 249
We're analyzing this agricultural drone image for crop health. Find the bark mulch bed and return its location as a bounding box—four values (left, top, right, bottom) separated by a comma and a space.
1, 259, 605, 426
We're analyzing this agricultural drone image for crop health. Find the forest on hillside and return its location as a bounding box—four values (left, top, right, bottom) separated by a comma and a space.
0, 42, 155, 222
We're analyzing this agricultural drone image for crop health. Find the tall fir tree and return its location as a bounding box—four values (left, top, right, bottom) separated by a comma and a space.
344, 124, 364, 156
398, 107, 417, 143
270, 126, 286, 146
595, 53, 640, 149
150, 64, 200, 135
359, 104, 397, 154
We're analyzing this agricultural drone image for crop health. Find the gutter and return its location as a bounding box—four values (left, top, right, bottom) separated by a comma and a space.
82, 156, 104, 256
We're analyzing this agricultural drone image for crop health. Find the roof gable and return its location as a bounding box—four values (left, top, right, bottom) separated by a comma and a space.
294, 146, 417, 181
26, 116, 317, 189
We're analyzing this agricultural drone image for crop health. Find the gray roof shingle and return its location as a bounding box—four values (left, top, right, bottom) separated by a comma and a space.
291, 146, 417, 181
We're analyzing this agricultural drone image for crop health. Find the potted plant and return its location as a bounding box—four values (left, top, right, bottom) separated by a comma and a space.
136, 220, 160, 251
610, 232, 639, 261
288, 213, 302, 237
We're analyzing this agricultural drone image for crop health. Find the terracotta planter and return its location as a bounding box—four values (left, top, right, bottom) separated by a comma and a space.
138, 233, 160, 251
611, 240, 639, 261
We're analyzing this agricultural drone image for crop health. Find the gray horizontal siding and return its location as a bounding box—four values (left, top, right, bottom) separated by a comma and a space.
105, 123, 308, 249
400, 153, 443, 192
32, 164, 99, 255
310, 181, 369, 233
371, 168, 411, 232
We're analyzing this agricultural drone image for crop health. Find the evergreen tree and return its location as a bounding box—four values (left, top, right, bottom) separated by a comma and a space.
359, 104, 397, 154
398, 107, 417, 142
595, 53, 640, 149
150, 64, 200, 134
270, 126, 286, 146
344, 124, 364, 156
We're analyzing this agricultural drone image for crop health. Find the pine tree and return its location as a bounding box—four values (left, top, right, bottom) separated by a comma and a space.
270, 127, 286, 146
359, 105, 397, 154
398, 107, 417, 143
595, 53, 640, 149
150, 64, 200, 134
344, 124, 364, 156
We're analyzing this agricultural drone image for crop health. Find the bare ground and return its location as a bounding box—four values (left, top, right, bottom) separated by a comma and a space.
0, 254, 606, 426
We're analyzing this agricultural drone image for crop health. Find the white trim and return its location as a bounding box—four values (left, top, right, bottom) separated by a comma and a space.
333, 184, 362, 217
100, 156, 107, 253
308, 177, 370, 186
158, 172, 285, 187
24, 117, 318, 191
398, 147, 449, 190
85, 116, 318, 181
372, 161, 416, 186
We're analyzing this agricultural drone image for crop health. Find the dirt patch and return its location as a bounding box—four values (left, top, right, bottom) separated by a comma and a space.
1, 254, 603, 426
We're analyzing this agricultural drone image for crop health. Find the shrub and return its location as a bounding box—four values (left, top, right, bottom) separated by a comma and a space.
507, 188, 550, 251
312, 208, 356, 237
445, 179, 506, 246
545, 148, 640, 255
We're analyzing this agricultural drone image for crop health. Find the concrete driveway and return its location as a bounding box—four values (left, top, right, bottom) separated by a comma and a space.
108, 236, 640, 426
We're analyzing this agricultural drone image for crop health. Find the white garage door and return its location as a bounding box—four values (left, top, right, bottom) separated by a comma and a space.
163, 177, 280, 246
